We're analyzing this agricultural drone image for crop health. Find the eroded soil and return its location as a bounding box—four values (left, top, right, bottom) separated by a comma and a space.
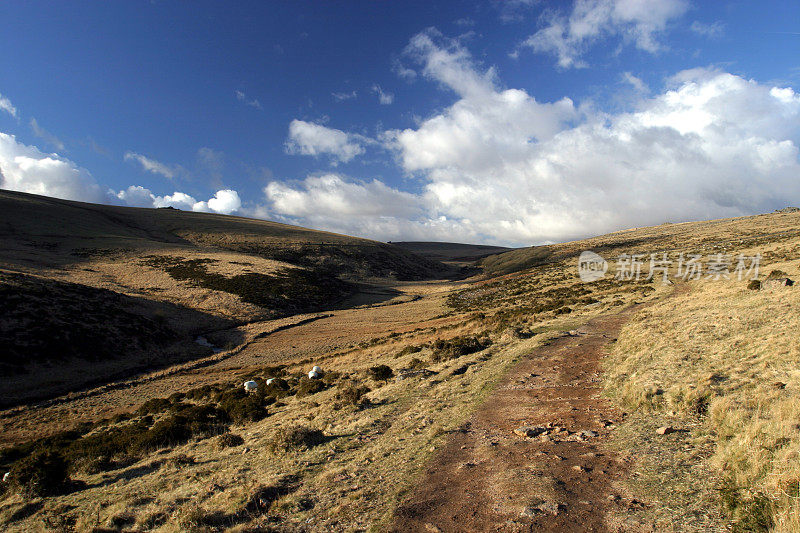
390, 301, 658, 533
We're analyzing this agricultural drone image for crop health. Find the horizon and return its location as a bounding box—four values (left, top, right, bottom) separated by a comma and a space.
1, 1, 799, 247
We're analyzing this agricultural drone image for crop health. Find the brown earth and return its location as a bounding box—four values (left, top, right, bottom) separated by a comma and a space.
390, 288, 686, 533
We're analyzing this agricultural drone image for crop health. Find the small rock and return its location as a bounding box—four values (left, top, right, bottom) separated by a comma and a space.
424, 523, 443, 533
537, 501, 562, 516
568, 330, 579, 336
581, 430, 599, 438
514, 426, 547, 438
773, 382, 787, 390
242, 447, 250, 454
520, 506, 539, 519
607, 494, 621, 502
656, 426, 676, 435
572, 465, 589, 473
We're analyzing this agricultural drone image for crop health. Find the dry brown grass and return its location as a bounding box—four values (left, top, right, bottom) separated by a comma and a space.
5, 190, 800, 530
605, 257, 800, 531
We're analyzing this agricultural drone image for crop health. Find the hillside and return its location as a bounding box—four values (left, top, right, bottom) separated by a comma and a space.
1, 204, 800, 531
0, 190, 447, 404
389, 241, 515, 265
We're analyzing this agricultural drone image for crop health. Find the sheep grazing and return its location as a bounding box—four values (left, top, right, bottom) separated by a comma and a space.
266, 378, 276, 386
308, 366, 324, 379
243, 380, 258, 393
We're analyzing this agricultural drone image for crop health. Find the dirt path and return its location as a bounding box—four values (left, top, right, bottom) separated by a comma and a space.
389, 299, 663, 533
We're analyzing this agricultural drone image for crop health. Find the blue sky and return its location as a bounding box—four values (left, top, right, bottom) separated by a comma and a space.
1, 1, 799, 246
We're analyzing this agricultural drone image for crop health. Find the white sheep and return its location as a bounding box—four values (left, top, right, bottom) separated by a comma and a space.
2, 472, 9, 483
308, 370, 322, 379
243, 380, 258, 393
266, 378, 276, 386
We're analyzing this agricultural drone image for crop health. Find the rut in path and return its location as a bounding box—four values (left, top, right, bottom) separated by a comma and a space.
390, 300, 662, 533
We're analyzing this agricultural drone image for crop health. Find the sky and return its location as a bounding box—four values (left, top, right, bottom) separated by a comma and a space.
0, 0, 799, 247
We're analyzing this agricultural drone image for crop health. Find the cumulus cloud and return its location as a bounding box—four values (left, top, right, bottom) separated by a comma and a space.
0, 132, 107, 203
30, 118, 66, 151
235, 90, 263, 110
372, 85, 395, 105
116, 186, 241, 214
386, 30, 578, 173
124, 151, 182, 179
0, 93, 17, 118
285, 119, 366, 163
0, 131, 242, 217
262, 173, 468, 241
521, 0, 689, 68
263, 32, 800, 246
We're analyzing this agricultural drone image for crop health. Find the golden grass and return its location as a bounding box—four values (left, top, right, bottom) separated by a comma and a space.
605, 259, 800, 531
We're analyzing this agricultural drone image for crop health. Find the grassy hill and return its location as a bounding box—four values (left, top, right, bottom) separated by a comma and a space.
0, 190, 447, 401
389, 241, 515, 264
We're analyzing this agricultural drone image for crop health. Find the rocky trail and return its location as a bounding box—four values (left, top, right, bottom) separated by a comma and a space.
389, 298, 668, 532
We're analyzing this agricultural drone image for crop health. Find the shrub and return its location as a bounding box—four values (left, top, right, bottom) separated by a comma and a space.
9, 450, 70, 496
136, 398, 172, 416
397, 345, 422, 358
430, 335, 492, 363
747, 280, 762, 290
263, 378, 291, 398
133, 416, 193, 451
295, 377, 327, 398
368, 364, 394, 381
334, 383, 371, 408
267, 426, 326, 452
218, 393, 268, 424
407, 357, 428, 370
216, 433, 245, 449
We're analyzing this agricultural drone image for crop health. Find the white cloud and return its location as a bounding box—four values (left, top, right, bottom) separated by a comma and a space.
332, 90, 358, 102
387, 30, 578, 173
371, 85, 395, 105
205, 189, 241, 214
285, 119, 366, 163
235, 90, 263, 110
124, 151, 182, 179
0, 131, 241, 217
392, 59, 417, 81
621, 71, 648, 93
265, 33, 800, 246
0, 93, 17, 118
116, 186, 241, 214
30, 118, 66, 151
521, 0, 689, 68
0, 132, 107, 203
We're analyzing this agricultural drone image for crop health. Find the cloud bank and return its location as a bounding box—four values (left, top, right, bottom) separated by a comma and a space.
0, 132, 241, 215
270, 31, 800, 246
3, 26, 799, 247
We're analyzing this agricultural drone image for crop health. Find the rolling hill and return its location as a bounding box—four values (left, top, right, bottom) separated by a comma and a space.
0, 190, 448, 403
